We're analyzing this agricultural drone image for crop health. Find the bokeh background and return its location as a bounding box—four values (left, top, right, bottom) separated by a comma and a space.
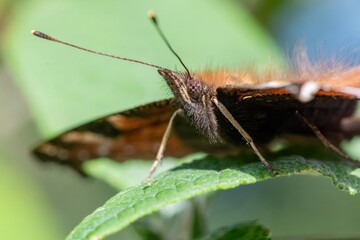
1, 0, 360, 239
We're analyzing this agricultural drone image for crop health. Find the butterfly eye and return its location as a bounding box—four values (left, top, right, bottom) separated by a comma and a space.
187, 79, 203, 101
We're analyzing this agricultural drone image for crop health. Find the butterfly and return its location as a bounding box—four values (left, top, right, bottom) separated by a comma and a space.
32, 12, 360, 177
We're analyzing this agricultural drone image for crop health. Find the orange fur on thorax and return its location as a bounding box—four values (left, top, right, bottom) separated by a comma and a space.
193, 63, 360, 91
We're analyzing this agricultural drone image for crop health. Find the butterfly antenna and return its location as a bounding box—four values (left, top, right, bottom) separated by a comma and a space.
31, 30, 165, 70
148, 11, 192, 78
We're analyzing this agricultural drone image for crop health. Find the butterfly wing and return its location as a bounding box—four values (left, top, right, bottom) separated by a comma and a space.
216, 80, 359, 144
33, 99, 200, 173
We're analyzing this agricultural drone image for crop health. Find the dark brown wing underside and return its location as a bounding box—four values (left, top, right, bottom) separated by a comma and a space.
32, 99, 201, 172
216, 87, 358, 144
33, 86, 360, 174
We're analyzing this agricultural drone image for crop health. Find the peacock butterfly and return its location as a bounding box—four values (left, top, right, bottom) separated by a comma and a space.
31, 12, 360, 177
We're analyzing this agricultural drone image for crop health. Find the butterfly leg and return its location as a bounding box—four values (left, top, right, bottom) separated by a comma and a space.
212, 97, 277, 174
295, 111, 360, 165
146, 109, 184, 179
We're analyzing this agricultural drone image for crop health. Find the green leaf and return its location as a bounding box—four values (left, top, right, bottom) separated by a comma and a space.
66, 156, 360, 239
199, 222, 271, 240
83, 154, 205, 190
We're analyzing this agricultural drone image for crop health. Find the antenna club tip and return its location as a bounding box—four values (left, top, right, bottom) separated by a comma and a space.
31, 30, 53, 41
147, 10, 157, 22
31, 30, 44, 38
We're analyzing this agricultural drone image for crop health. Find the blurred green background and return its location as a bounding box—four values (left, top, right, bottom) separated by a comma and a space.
1, 0, 360, 239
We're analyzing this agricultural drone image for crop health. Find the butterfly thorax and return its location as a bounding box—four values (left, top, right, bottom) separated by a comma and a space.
158, 69, 220, 142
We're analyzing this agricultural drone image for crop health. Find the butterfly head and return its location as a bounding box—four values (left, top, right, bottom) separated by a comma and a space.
158, 69, 219, 141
